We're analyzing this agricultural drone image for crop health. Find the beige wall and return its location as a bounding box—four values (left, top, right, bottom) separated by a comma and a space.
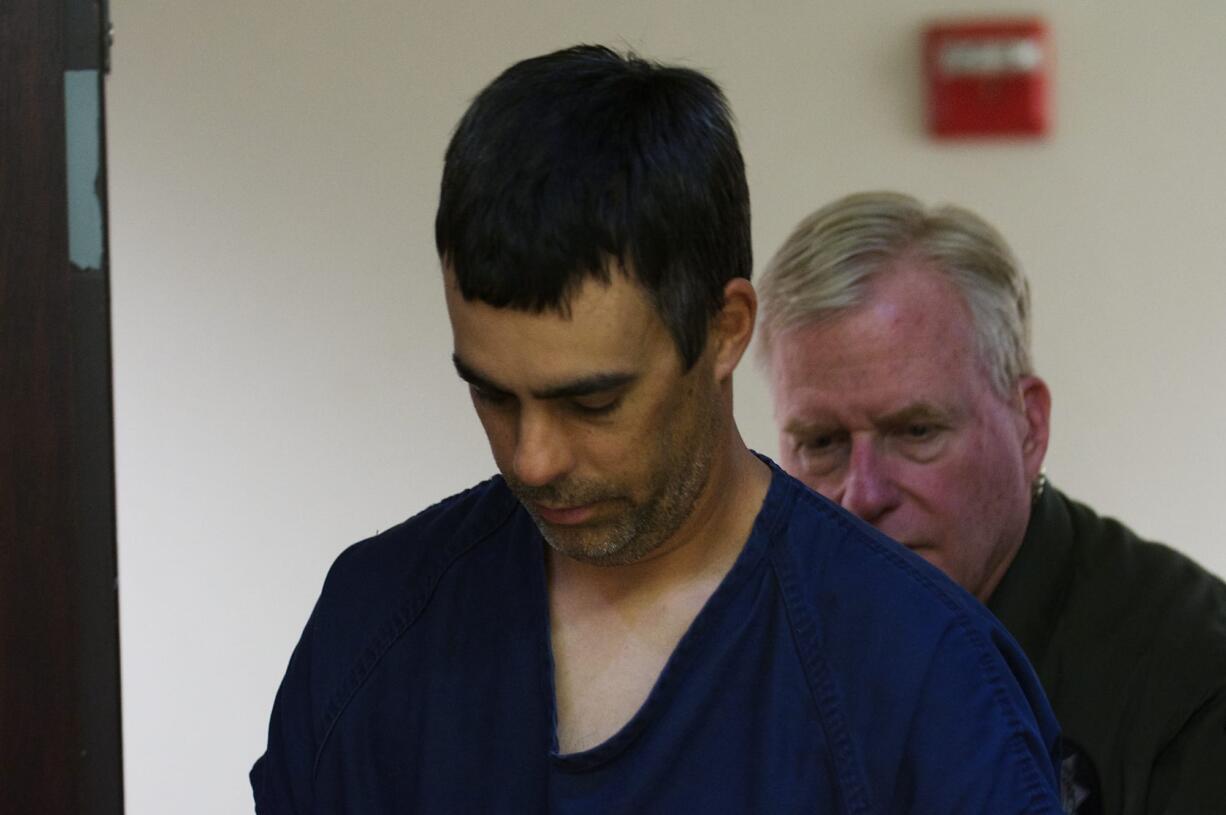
108, 1, 1226, 811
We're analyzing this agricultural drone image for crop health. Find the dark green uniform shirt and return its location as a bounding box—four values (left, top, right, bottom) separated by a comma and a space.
989, 486, 1226, 815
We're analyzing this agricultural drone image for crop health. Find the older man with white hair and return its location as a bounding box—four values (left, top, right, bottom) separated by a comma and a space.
759, 191, 1226, 815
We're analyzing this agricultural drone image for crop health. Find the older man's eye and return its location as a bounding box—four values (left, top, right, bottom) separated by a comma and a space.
794, 432, 846, 476
891, 422, 947, 462
802, 434, 835, 451
797, 431, 848, 457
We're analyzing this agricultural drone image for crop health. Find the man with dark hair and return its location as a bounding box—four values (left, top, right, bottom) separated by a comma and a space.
252, 47, 1065, 813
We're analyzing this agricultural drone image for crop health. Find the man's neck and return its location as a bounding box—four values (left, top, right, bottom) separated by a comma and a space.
545, 432, 771, 753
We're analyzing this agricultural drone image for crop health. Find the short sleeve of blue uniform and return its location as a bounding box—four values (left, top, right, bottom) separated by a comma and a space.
251, 458, 1063, 813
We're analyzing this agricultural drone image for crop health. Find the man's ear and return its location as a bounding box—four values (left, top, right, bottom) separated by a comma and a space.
1017, 375, 1052, 482
711, 278, 757, 383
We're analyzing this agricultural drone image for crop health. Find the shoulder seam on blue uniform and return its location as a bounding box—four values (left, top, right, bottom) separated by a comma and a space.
768, 499, 874, 815
309, 479, 521, 779
786, 481, 1056, 808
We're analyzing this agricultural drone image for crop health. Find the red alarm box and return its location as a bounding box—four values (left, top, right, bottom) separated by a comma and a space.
924, 18, 1050, 138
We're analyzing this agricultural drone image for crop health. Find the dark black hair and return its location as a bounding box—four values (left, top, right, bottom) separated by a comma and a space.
435, 45, 751, 369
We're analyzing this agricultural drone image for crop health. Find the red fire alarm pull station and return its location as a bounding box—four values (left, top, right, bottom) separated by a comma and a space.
924, 18, 1050, 138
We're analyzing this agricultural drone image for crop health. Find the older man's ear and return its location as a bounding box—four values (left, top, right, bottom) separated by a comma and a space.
1017, 375, 1052, 483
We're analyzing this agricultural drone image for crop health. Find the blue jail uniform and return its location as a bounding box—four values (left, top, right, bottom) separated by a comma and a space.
252, 458, 1063, 813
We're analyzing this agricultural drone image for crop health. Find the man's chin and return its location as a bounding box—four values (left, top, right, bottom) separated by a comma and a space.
541, 528, 635, 567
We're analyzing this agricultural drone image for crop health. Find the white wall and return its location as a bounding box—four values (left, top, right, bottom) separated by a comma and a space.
107, 2, 1226, 812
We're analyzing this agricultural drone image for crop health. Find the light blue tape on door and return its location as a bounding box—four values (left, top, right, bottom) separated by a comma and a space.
65, 69, 104, 270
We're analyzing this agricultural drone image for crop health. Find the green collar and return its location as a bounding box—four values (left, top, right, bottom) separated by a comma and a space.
986, 486, 1077, 666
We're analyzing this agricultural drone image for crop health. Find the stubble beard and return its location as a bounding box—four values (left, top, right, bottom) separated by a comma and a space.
510, 388, 720, 567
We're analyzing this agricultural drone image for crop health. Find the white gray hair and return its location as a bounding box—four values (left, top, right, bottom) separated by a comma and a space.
757, 191, 1032, 398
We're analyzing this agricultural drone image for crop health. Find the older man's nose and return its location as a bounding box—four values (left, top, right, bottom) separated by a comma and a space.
839, 440, 900, 525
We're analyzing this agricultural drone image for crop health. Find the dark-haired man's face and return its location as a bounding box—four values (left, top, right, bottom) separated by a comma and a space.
444, 267, 722, 566
769, 259, 1048, 601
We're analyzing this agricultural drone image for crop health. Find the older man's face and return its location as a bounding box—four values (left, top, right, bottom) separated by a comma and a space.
769, 257, 1049, 601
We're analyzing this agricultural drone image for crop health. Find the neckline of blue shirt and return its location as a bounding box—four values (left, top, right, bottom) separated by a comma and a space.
543, 454, 794, 772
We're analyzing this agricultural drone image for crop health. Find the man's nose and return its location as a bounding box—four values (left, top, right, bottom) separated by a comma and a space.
512, 409, 575, 488
839, 439, 899, 525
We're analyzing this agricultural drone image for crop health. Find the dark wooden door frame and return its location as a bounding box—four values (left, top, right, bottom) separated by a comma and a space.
1, 1, 124, 813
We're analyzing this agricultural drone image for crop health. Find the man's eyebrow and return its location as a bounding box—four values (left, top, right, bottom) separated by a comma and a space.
780, 403, 951, 437
781, 417, 835, 438
452, 354, 637, 400
452, 355, 511, 396
878, 403, 950, 427
534, 372, 638, 400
